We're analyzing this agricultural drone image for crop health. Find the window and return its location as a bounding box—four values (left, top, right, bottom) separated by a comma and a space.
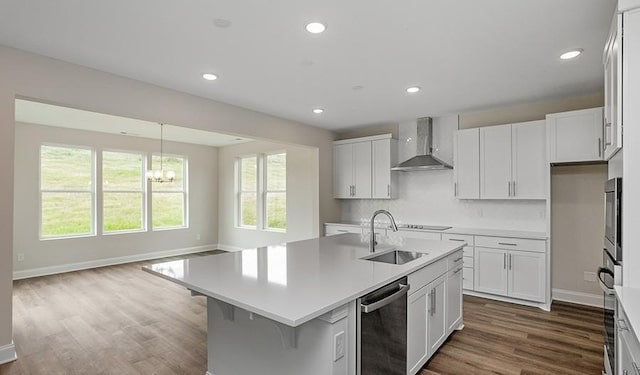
151, 154, 187, 229
102, 151, 144, 233
236, 152, 286, 231
238, 155, 258, 228
40, 145, 94, 238
265, 153, 286, 230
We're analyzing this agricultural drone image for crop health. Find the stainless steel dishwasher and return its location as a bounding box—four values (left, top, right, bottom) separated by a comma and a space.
357, 277, 409, 375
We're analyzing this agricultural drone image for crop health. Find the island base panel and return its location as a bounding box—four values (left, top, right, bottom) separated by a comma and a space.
207, 298, 356, 375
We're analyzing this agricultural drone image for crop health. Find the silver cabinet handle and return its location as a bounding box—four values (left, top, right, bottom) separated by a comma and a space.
507, 181, 511, 197
598, 138, 602, 157
503, 253, 507, 269
352, 185, 356, 196
512, 181, 516, 197
387, 184, 391, 197
449, 239, 465, 242
498, 242, 517, 246
360, 284, 410, 314
454, 257, 463, 263
453, 267, 463, 274
454, 182, 458, 197
508, 253, 512, 270
432, 288, 436, 316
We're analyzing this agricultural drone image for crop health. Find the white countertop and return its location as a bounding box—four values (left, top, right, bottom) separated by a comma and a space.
615, 286, 640, 339
144, 234, 464, 327
325, 222, 548, 239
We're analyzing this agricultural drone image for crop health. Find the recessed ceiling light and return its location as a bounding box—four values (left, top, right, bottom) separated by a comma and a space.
305, 22, 326, 34
560, 49, 583, 60
406, 86, 421, 93
202, 73, 218, 81
312, 108, 324, 114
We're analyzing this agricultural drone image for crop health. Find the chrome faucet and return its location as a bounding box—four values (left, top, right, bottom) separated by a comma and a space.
370, 210, 398, 253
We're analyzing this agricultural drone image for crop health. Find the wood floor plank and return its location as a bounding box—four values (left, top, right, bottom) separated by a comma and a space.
1, 255, 604, 375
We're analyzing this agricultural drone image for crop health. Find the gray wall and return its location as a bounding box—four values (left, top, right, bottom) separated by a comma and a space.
13, 122, 219, 273
0, 45, 340, 354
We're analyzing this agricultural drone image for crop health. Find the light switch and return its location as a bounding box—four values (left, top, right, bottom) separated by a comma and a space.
334, 331, 345, 361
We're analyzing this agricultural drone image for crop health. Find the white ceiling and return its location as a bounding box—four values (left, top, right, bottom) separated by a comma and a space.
0, 0, 616, 131
15, 99, 253, 147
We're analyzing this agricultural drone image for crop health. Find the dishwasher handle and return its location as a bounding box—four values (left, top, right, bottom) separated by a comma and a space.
360, 284, 410, 314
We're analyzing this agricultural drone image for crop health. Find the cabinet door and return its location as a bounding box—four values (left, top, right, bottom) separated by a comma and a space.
512, 120, 546, 199
454, 128, 480, 199
474, 248, 508, 296
507, 251, 545, 302
407, 286, 429, 375
480, 124, 512, 199
446, 267, 463, 333
604, 13, 623, 160
372, 139, 391, 199
428, 275, 447, 355
352, 141, 372, 198
547, 107, 604, 163
333, 144, 353, 198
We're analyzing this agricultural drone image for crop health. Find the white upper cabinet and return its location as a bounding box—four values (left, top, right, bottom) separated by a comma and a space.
454, 128, 480, 199
352, 141, 372, 198
603, 13, 623, 160
463, 120, 546, 200
333, 134, 396, 199
511, 120, 546, 199
372, 138, 397, 199
480, 124, 512, 199
546, 107, 604, 164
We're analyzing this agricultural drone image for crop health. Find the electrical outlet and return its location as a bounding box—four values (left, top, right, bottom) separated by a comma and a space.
584, 271, 597, 282
17, 253, 24, 262
334, 331, 345, 361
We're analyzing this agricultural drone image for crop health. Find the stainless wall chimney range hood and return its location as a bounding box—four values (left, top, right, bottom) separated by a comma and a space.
391, 117, 453, 171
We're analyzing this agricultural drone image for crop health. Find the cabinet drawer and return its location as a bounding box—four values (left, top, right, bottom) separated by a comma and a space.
408, 258, 447, 294
463, 256, 473, 268
447, 250, 464, 270
443, 233, 474, 246
399, 230, 442, 241
475, 236, 545, 253
463, 268, 474, 290
463, 246, 473, 257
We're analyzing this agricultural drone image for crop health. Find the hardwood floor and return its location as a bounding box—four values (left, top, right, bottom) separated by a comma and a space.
1, 254, 603, 375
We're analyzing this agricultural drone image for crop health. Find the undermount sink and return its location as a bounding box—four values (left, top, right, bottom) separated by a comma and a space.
364, 250, 426, 265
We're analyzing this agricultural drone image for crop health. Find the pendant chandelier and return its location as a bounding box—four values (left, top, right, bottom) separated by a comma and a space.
146, 123, 175, 183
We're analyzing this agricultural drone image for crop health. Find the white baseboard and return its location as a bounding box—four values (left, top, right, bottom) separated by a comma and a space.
216, 243, 245, 252
463, 290, 551, 311
552, 288, 603, 308
13, 244, 219, 280
0, 341, 17, 365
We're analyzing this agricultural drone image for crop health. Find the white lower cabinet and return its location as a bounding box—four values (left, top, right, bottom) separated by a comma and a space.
427, 274, 447, 354
474, 247, 545, 303
407, 251, 463, 375
446, 266, 463, 332
407, 286, 429, 375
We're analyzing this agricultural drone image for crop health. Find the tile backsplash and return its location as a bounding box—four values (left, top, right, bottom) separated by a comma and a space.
341, 169, 546, 232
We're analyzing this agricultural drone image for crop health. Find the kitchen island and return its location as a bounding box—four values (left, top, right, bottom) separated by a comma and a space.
144, 234, 465, 375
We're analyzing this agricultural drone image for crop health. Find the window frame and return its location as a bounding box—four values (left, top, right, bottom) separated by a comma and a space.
101, 149, 147, 235
39, 143, 96, 240
150, 153, 189, 231
235, 151, 287, 232
236, 154, 259, 229
263, 151, 287, 232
